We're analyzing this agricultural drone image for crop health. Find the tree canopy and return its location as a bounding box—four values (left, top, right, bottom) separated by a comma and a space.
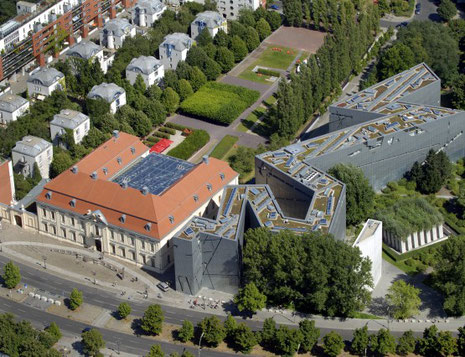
386, 280, 421, 319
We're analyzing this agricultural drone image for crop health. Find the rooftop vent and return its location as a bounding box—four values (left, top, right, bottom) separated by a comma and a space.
120, 214, 126, 223
130, 146, 136, 154
141, 186, 149, 195
71, 166, 78, 174
193, 194, 199, 202
120, 180, 128, 189
91, 171, 98, 180
169, 215, 174, 224
45, 191, 52, 200
117, 157, 122, 164
113, 130, 119, 138
70, 199, 76, 207
202, 155, 209, 165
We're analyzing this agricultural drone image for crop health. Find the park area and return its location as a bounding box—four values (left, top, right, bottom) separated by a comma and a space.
238, 27, 326, 84
179, 82, 259, 125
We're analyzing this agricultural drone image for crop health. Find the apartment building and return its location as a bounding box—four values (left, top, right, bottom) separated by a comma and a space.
126, 55, 164, 87
50, 109, 90, 145
12, 136, 53, 179
159, 33, 193, 70
0, 93, 29, 124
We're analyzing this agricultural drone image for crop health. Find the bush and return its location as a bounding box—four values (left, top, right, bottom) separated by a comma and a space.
165, 122, 187, 131
69, 288, 83, 310
146, 136, 158, 143
117, 302, 132, 319
180, 82, 260, 124
159, 127, 176, 135
167, 130, 210, 160
256, 68, 281, 77
153, 132, 170, 139
177, 320, 194, 343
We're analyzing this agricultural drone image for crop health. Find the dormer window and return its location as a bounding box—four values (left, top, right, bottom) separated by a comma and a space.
130, 146, 136, 154
193, 194, 199, 202
145, 223, 151, 231
117, 157, 122, 164
120, 214, 126, 223
169, 215, 174, 224
102, 167, 108, 175
206, 183, 212, 192
69, 199, 76, 207
219, 173, 225, 181
45, 191, 52, 200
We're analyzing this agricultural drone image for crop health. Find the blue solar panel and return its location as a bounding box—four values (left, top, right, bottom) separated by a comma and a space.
385, 122, 399, 130
326, 197, 333, 215
113, 153, 194, 195
184, 227, 194, 236
250, 188, 259, 195
223, 187, 237, 216
264, 221, 273, 227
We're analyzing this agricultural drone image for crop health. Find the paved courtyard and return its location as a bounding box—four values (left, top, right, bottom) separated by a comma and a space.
264, 26, 326, 52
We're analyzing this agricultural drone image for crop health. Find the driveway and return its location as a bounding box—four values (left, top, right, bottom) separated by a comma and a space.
380, 0, 441, 27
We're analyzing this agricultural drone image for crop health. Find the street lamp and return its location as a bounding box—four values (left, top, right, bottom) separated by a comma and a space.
198, 331, 205, 357
42, 256, 47, 269
117, 339, 120, 355
92, 271, 96, 285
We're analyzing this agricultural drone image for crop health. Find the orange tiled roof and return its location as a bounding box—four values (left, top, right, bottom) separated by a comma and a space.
36, 134, 238, 239
0, 160, 14, 205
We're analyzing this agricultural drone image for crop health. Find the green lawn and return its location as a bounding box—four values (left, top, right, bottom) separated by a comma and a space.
210, 135, 239, 159
237, 107, 266, 133
238, 64, 276, 85
349, 312, 382, 320
256, 46, 298, 70
382, 249, 419, 275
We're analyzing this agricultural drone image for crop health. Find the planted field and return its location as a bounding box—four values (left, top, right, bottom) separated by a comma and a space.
255, 46, 298, 70
210, 135, 239, 159
180, 82, 260, 125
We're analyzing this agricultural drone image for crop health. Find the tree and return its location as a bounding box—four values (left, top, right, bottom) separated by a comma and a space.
386, 280, 421, 319
369, 329, 396, 356
177, 79, 194, 101
232, 323, 257, 353
141, 305, 164, 335
377, 43, 416, 82
45, 322, 62, 342
351, 326, 369, 356
274, 326, 303, 356
229, 36, 248, 62
438, 0, 456, 21
214, 29, 230, 47
239, 8, 256, 27
224, 314, 237, 339
85, 98, 110, 119
134, 74, 147, 94
203, 57, 222, 81
234, 282, 267, 315
162, 87, 180, 114
50, 151, 74, 178
215, 47, 236, 72
328, 164, 375, 226
146, 84, 163, 100
197, 316, 226, 347
266, 11, 282, 31
116, 106, 152, 136
117, 302, 131, 319
417, 325, 440, 356
81, 328, 105, 357
407, 150, 452, 194
260, 317, 276, 348
451, 74, 465, 110
298, 319, 320, 353
396, 330, 416, 356
144, 100, 167, 126
323, 331, 344, 357
177, 320, 194, 343
458, 325, 465, 356
244, 27, 260, 52
196, 28, 213, 46
188, 66, 207, 92
146, 344, 164, 357
2, 261, 21, 289
255, 18, 271, 41
437, 330, 457, 356
69, 288, 83, 310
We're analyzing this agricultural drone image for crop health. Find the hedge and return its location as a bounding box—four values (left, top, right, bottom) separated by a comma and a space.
210, 135, 238, 159
256, 68, 281, 77
167, 129, 210, 160
180, 82, 260, 125
146, 136, 159, 143
154, 132, 170, 139
159, 127, 176, 135
165, 122, 188, 131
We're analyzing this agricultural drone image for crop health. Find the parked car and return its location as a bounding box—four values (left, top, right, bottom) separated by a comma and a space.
270, 4, 279, 9
415, 3, 421, 14
396, 21, 408, 28
157, 282, 169, 292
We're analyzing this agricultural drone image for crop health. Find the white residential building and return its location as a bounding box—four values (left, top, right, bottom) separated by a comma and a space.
191, 11, 227, 39
383, 224, 446, 254
0, 93, 29, 124
132, 0, 167, 27
16, 1, 38, 15
100, 18, 136, 50
159, 33, 193, 70
353, 219, 382, 288
50, 109, 90, 145
87, 83, 127, 114
66, 40, 114, 74
26, 67, 65, 98
12, 136, 53, 179
126, 55, 164, 87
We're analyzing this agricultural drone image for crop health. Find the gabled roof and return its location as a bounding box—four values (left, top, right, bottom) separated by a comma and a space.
160, 33, 193, 51
67, 41, 102, 60
103, 18, 134, 37
135, 0, 166, 14
193, 11, 225, 28
51, 109, 89, 130
126, 56, 162, 75
0, 93, 28, 113
0, 160, 14, 205
87, 83, 125, 103
36, 133, 238, 240
27, 67, 64, 87
12, 136, 51, 157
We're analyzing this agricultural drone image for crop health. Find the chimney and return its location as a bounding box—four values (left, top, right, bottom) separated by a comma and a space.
113, 130, 119, 139
71, 165, 78, 174
91, 171, 98, 180
120, 180, 128, 189
141, 186, 149, 195
202, 155, 209, 165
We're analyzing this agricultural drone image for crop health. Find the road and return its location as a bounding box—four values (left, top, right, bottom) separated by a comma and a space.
380, 0, 440, 28
0, 296, 234, 357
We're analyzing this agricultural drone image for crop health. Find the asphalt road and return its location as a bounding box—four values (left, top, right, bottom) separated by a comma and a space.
0, 296, 234, 357
379, 0, 440, 27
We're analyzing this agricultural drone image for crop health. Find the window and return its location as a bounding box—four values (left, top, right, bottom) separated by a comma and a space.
193, 194, 199, 202
111, 244, 116, 254
111, 231, 114, 240
151, 243, 154, 252
130, 236, 134, 245
61, 214, 65, 223
71, 217, 75, 226
151, 257, 156, 267
206, 183, 212, 191
61, 228, 66, 238
51, 211, 55, 220
71, 231, 76, 241
142, 254, 146, 264
167, 240, 170, 248
167, 255, 170, 264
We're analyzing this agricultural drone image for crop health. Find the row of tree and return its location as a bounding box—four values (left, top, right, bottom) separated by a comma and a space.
268, 1, 379, 140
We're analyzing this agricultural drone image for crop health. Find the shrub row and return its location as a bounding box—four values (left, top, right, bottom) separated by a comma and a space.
256, 68, 281, 77
154, 132, 170, 139
167, 130, 210, 160
159, 127, 176, 135
180, 82, 260, 125
165, 122, 188, 131
146, 136, 159, 144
